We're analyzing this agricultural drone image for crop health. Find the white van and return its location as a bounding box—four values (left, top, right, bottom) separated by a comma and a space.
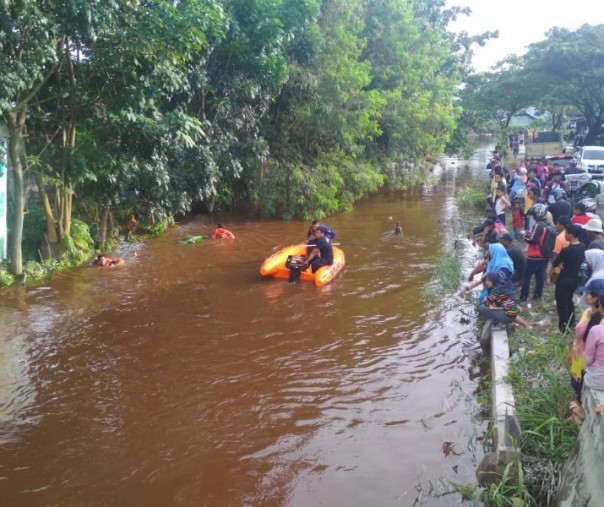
579, 145, 604, 179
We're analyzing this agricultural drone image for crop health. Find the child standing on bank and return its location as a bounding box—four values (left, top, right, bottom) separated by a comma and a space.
512, 199, 524, 240
494, 183, 511, 225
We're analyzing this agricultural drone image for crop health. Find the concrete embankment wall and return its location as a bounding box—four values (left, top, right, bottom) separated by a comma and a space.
475, 325, 521, 484
556, 388, 604, 506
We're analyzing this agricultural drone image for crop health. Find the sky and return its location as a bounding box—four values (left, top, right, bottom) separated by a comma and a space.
446, 0, 604, 72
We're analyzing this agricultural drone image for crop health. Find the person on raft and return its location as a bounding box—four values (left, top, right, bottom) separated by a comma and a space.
92, 254, 125, 267
306, 220, 336, 241
210, 224, 235, 239
303, 227, 334, 273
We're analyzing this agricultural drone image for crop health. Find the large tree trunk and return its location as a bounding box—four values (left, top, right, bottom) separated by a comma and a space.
34, 173, 60, 245
4, 110, 26, 276
99, 207, 110, 250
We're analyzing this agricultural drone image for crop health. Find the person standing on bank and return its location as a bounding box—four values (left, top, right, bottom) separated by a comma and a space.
551, 224, 586, 332
520, 204, 550, 301
494, 183, 511, 225
582, 218, 604, 250
499, 233, 525, 282
304, 227, 334, 273
547, 188, 572, 225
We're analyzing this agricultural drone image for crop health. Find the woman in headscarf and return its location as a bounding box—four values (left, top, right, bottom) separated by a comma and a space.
459, 242, 516, 300
486, 243, 516, 299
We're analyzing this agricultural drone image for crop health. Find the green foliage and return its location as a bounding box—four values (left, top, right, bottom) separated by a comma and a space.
505, 324, 579, 504
460, 56, 539, 131
4, 0, 484, 266
61, 219, 95, 264
140, 218, 173, 237
178, 235, 208, 244
468, 460, 533, 506
433, 248, 463, 293
457, 186, 487, 209
22, 204, 47, 261
507, 331, 579, 459
0, 264, 14, 286
363, 0, 462, 165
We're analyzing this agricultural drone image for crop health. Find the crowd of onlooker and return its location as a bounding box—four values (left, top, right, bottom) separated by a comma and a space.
459, 149, 604, 423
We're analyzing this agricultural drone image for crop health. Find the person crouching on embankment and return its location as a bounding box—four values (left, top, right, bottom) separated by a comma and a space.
477, 271, 532, 330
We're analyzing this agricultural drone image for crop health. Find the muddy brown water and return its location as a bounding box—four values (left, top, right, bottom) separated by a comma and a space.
0, 152, 492, 506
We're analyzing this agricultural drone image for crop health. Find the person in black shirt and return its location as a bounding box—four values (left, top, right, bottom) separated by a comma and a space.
547, 189, 572, 225
304, 228, 334, 273
552, 224, 586, 331
500, 233, 525, 282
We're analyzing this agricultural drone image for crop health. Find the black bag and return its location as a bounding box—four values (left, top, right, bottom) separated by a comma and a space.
539, 225, 557, 258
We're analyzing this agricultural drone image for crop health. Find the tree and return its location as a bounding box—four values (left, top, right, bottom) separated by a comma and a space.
459, 56, 539, 131
260, 0, 384, 219
360, 0, 486, 186
523, 24, 604, 144
0, 0, 119, 274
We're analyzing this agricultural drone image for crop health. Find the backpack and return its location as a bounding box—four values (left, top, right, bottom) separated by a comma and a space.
539, 224, 557, 258
318, 225, 336, 240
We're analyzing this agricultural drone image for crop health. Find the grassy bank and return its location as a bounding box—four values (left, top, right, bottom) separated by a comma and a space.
446, 191, 580, 505
506, 292, 579, 506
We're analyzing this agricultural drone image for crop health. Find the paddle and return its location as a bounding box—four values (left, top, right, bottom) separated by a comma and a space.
304, 242, 351, 247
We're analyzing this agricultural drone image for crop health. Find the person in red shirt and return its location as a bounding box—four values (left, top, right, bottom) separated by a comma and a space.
519, 204, 550, 301
511, 199, 524, 240
92, 255, 125, 267
210, 224, 235, 239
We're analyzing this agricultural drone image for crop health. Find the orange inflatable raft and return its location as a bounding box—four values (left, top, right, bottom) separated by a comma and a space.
259, 244, 345, 287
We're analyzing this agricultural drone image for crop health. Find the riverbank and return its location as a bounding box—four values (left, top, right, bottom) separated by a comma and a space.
452, 154, 582, 505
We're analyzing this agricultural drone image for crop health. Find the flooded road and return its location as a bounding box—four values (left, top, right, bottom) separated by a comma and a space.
0, 150, 491, 506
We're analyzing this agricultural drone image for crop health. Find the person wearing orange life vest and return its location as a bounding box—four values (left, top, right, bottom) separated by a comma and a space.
210, 224, 235, 239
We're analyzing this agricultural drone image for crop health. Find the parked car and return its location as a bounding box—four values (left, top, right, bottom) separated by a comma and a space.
578, 145, 604, 179
545, 153, 575, 171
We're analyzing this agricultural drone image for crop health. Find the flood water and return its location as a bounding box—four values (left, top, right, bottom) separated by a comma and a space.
0, 149, 492, 506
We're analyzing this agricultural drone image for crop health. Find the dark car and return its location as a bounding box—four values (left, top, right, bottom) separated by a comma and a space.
545, 153, 575, 171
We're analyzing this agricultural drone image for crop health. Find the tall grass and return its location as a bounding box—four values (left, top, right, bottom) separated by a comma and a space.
457, 186, 487, 209
506, 327, 579, 505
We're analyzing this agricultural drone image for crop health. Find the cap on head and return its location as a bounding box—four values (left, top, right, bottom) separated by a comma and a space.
582, 218, 604, 232
578, 278, 604, 295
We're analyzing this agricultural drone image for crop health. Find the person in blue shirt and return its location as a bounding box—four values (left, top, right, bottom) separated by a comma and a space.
307, 220, 336, 241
